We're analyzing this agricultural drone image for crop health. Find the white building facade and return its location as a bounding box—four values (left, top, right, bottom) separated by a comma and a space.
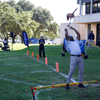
74, 0, 100, 46
60, 0, 100, 46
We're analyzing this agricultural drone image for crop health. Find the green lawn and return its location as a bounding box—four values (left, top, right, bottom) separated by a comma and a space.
0, 43, 100, 100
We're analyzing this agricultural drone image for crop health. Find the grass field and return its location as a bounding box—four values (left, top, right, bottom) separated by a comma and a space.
0, 43, 100, 100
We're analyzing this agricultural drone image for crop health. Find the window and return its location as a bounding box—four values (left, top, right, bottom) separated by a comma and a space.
92, 1, 100, 13
92, 1, 98, 13
85, 1, 100, 14
98, 2, 100, 12
86, 3, 90, 14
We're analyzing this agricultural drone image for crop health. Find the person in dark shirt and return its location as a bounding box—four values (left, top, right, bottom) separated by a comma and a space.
3, 38, 8, 45
39, 36, 45, 58
87, 31, 95, 49
2, 38, 10, 51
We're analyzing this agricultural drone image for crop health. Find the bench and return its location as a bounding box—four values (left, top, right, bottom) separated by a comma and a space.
2, 45, 10, 51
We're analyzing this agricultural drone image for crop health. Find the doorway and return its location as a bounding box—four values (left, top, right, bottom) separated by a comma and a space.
97, 24, 100, 46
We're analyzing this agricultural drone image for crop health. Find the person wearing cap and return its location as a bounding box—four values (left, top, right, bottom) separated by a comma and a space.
39, 36, 45, 58
65, 27, 86, 90
87, 31, 95, 49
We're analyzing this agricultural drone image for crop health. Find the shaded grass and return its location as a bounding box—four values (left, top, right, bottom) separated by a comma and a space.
0, 80, 32, 100
38, 86, 100, 100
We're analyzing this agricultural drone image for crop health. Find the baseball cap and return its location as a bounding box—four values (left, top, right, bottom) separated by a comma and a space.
68, 36, 73, 38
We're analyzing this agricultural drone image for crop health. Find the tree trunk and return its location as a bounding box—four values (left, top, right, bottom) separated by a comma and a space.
20, 34, 23, 43
12, 34, 17, 43
17, 34, 23, 43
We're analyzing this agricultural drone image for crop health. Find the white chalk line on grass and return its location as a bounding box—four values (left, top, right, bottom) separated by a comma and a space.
0, 71, 54, 77
30, 71, 54, 73
25, 53, 78, 99
0, 70, 54, 99
89, 84, 100, 86
35, 88, 52, 100
0, 77, 41, 86
30, 55, 99, 86
0, 53, 97, 99
29, 54, 77, 83
2, 63, 41, 66
25, 53, 100, 99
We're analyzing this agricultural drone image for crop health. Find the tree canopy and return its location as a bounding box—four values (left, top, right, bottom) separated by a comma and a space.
0, 0, 60, 42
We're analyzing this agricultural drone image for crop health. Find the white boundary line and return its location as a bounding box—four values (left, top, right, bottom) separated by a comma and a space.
0, 71, 54, 76
29, 54, 77, 83
35, 88, 52, 100
0, 53, 98, 100
25, 54, 78, 99
0, 52, 98, 99
0, 77, 41, 86
25, 53, 100, 99
30, 55, 99, 86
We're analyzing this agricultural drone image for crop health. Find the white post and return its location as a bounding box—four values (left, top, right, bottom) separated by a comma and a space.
80, 0, 82, 15
90, 0, 93, 14
81, 5, 83, 15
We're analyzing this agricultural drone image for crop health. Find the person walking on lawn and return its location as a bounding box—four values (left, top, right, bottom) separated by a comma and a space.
64, 27, 86, 90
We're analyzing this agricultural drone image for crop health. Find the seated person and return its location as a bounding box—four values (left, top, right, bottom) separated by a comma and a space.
3, 38, 8, 46
2, 38, 10, 51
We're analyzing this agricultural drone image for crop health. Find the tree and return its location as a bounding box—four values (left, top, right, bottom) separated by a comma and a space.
0, 0, 60, 41
17, 0, 35, 11
17, 11, 40, 39
48, 22, 60, 38
0, 2, 39, 43
0, 2, 17, 39
6, 0, 16, 7
32, 6, 59, 39
14, 5, 23, 12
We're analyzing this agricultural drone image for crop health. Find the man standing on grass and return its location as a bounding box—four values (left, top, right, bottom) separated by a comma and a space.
39, 36, 45, 58
87, 31, 95, 49
65, 27, 86, 90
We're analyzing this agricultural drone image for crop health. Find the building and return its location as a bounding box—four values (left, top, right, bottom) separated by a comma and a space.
0, 0, 11, 2
60, 0, 100, 46
53, 38, 60, 45
28, 38, 38, 44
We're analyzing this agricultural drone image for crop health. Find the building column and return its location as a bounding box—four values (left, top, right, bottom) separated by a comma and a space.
90, 0, 93, 14
85, 24, 91, 40
79, 0, 83, 15
85, 24, 88, 41
79, 0, 82, 15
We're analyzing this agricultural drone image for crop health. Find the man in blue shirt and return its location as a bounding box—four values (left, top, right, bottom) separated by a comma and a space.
39, 36, 45, 58
87, 31, 95, 49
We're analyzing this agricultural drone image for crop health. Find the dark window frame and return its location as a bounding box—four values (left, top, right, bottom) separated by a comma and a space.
86, 2, 90, 14
92, 1, 98, 13
97, 2, 100, 12
85, 1, 100, 14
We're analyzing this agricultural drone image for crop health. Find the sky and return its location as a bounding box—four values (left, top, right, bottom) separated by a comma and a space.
3, 0, 80, 26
